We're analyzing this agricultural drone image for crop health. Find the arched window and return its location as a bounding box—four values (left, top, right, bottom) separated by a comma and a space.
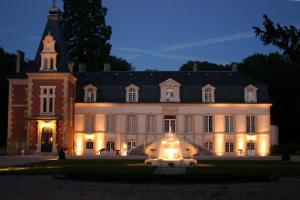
128, 88, 136, 102
84, 84, 97, 102
244, 85, 257, 103
127, 141, 136, 151
126, 84, 139, 102
166, 88, 174, 102
44, 58, 48, 69
202, 84, 215, 103
50, 58, 54, 70
106, 141, 115, 151
204, 88, 212, 102
87, 88, 95, 102
246, 88, 255, 102
86, 141, 94, 149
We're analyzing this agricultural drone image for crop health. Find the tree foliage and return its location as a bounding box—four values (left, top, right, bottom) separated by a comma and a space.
109, 55, 134, 71
0, 48, 16, 146
180, 60, 229, 71
239, 53, 300, 143
62, 0, 111, 71
253, 15, 300, 64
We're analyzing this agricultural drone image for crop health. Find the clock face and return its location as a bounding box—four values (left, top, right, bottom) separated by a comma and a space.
46, 45, 53, 51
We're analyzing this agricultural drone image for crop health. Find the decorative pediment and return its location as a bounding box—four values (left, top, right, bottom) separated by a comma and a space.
202, 84, 215, 90
84, 84, 97, 91
125, 84, 139, 90
159, 78, 181, 87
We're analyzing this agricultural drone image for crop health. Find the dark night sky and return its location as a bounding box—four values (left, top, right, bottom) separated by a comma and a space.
1, 0, 300, 70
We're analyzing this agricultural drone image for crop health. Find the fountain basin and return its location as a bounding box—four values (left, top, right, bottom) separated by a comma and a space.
145, 158, 197, 167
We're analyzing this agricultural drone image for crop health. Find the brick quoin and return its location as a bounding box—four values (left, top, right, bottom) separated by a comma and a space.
12, 84, 27, 105
11, 106, 27, 138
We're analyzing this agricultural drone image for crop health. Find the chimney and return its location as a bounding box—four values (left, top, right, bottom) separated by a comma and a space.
68, 61, 75, 73
16, 50, 25, 73
193, 63, 197, 72
231, 63, 238, 72
104, 63, 111, 71
78, 63, 86, 72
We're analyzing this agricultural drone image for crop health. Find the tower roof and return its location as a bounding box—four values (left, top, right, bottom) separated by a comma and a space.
33, 1, 70, 72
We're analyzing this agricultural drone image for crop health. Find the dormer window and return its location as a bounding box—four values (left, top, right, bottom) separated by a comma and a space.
166, 88, 174, 102
40, 33, 57, 71
159, 78, 181, 102
126, 84, 139, 102
84, 84, 97, 102
202, 84, 215, 103
244, 85, 257, 103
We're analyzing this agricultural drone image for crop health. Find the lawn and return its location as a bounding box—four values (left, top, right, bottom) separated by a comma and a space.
1, 159, 300, 183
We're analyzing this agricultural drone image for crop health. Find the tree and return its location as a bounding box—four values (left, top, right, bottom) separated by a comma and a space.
179, 60, 229, 71
0, 48, 16, 147
62, 0, 112, 71
253, 15, 300, 64
109, 55, 134, 71
238, 53, 300, 143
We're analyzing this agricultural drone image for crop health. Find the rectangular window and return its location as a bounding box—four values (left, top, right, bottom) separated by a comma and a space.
246, 115, 256, 133
185, 115, 193, 133
85, 114, 94, 133
204, 142, 213, 150
204, 115, 213, 133
127, 115, 137, 133
225, 142, 234, 152
147, 115, 155, 133
86, 141, 94, 149
40, 86, 55, 114
106, 115, 116, 133
247, 143, 255, 150
225, 115, 234, 133
164, 115, 176, 133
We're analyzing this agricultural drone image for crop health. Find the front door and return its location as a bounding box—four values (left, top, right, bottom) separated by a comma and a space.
41, 127, 53, 152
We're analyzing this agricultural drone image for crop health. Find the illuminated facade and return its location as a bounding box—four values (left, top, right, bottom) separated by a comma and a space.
6, 3, 277, 156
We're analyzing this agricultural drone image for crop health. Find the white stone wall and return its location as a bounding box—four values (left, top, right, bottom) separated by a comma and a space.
74, 103, 271, 156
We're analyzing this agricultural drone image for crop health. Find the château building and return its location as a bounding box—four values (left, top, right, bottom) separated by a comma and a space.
7, 3, 278, 156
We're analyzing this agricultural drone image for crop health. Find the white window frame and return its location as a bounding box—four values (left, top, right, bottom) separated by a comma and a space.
106, 114, 116, 133
246, 115, 256, 133
204, 115, 213, 133
85, 114, 94, 133
164, 116, 176, 133
225, 115, 234, 133
204, 142, 213, 151
40, 86, 56, 114
147, 115, 155, 133
202, 84, 215, 103
185, 115, 193, 133
127, 140, 136, 151
244, 85, 257, 103
106, 141, 115, 151
126, 84, 139, 103
247, 142, 255, 150
166, 88, 175, 102
127, 115, 137, 133
225, 142, 234, 152
84, 84, 97, 102
86, 141, 94, 149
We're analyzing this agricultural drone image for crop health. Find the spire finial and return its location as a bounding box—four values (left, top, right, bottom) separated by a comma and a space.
52, 0, 56, 8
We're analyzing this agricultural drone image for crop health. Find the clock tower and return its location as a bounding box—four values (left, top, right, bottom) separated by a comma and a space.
40, 32, 58, 71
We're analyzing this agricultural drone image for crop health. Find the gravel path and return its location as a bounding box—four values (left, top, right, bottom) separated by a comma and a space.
1, 176, 300, 200
0, 156, 57, 167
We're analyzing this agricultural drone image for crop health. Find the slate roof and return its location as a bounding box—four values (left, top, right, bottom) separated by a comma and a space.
74, 71, 271, 103
34, 14, 70, 72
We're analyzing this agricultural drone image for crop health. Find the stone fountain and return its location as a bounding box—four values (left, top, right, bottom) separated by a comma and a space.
144, 127, 197, 167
